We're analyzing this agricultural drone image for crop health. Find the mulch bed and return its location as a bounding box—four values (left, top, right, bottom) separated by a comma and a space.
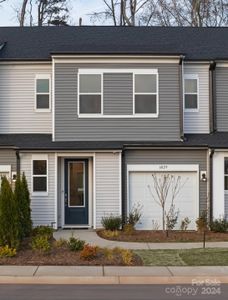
97, 230, 228, 243
0, 239, 142, 266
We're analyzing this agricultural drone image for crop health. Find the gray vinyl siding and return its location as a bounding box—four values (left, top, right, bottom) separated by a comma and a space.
95, 152, 121, 228
124, 149, 207, 216
216, 67, 228, 131
0, 64, 52, 134
55, 63, 180, 141
103, 73, 133, 115
0, 150, 16, 171
184, 64, 210, 133
20, 152, 55, 227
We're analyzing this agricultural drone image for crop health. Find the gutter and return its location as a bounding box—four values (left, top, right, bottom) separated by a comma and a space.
209, 61, 216, 133
179, 55, 185, 140
16, 150, 20, 176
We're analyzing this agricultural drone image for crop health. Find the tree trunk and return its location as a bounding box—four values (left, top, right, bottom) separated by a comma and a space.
20, 0, 28, 27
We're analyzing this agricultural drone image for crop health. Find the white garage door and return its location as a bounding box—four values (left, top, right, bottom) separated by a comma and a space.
129, 171, 198, 230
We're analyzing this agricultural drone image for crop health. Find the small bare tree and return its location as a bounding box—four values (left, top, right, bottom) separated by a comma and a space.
148, 174, 187, 231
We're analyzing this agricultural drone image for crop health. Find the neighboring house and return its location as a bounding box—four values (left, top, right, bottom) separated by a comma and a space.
0, 26, 228, 230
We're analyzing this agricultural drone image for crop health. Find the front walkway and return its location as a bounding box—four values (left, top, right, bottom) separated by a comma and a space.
53, 230, 228, 250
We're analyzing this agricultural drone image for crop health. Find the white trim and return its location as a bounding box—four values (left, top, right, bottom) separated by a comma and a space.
126, 164, 199, 229
93, 153, 96, 229
127, 164, 199, 172
78, 68, 158, 74
216, 63, 228, 67
184, 74, 199, 112
133, 73, 159, 117
0, 165, 11, 173
54, 153, 58, 229
35, 74, 51, 112
31, 154, 48, 197
77, 68, 159, 119
78, 73, 103, 116
52, 58, 55, 141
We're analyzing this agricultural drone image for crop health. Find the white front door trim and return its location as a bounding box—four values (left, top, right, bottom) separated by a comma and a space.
127, 164, 200, 226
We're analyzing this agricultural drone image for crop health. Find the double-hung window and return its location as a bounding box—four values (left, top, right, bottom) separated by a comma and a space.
134, 73, 158, 116
225, 158, 228, 191
79, 74, 102, 115
35, 75, 50, 111
32, 156, 48, 195
184, 75, 198, 111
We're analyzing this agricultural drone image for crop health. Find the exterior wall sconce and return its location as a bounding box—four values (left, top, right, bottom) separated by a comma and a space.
12, 172, 17, 182
200, 171, 207, 182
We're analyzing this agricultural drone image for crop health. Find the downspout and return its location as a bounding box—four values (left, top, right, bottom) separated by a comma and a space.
209, 61, 216, 133
121, 147, 126, 223
209, 149, 215, 222
179, 55, 185, 141
16, 150, 20, 177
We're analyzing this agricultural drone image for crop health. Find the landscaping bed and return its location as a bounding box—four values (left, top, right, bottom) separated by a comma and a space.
135, 248, 228, 266
97, 230, 228, 243
0, 237, 142, 266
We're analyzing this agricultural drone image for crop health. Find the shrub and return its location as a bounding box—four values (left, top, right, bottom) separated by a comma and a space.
0, 245, 17, 258
126, 204, 143, 228
32, 226, 54, 240
102, 230, 119, 238
101, 215, 122, 231
196, 211, 208, 231
54, 238, 68, 248
21, 173, 32, 237
180, 217, 191, 231
120, 249, 134, 266
0, 177, 19, 249
210, 218, 228, 233
123, 224, 135, 235
103, 247, 114, 261
68, 237, 85, 251
80, 244, 97, 260
31, 235, 51, 253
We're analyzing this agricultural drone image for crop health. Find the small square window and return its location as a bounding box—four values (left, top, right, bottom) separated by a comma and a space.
36, 77, 50, 110
32, 159, 47, 193
79, 74, 102, 114
134, 74, 158, 115
184, 78, 198, 110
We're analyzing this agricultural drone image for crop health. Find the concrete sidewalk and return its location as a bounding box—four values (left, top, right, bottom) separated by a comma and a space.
54, 230, 228, 250
0, 266, 228, 284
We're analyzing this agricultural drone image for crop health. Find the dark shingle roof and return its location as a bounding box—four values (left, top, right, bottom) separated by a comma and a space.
0, 133, 228, 150
0, 26, 228, 61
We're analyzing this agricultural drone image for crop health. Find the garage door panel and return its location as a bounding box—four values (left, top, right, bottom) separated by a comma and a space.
129, 171, 197, 230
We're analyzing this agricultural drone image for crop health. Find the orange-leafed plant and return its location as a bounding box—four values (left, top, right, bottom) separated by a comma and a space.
80, 244, 97, 260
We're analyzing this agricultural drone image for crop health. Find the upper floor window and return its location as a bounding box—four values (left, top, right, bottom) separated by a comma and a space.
35, 75, 50, 111
134, 74, 158, 115
79, 74, 102, 115
32, 155, 48, 195
184, 75, 198, 111
225, 158, 228, 191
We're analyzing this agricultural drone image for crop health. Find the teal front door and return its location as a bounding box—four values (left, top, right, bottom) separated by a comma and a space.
64, 159, 88, 225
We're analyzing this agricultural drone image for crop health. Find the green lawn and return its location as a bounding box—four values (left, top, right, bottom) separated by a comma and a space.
134, 248, 228, 266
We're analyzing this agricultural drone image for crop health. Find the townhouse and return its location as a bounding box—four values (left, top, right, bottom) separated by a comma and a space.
0, 26, 227, 230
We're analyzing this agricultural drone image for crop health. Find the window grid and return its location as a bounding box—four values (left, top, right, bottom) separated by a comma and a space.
32, 159, 48, 194
184, 76, 199, 111
35, 76, 51, 111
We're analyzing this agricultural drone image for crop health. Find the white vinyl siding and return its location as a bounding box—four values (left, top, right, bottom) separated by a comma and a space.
0, 64, 52, 133
95, 152, 121, 228
184, 64, 210, 134
20, 152, 55, 227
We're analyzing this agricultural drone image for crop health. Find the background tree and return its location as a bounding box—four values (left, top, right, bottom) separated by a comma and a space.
91, 0, 228, 27
17, 0, 69, 26
0, 177, 19, 248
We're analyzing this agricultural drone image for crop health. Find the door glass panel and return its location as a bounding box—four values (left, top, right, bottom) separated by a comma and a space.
69, 162, 84, 207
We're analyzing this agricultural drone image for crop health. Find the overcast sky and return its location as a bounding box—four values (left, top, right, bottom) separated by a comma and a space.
0, 0, 106, 26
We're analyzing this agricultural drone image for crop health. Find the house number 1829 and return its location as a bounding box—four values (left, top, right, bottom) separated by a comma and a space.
159, 165, 168, 170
